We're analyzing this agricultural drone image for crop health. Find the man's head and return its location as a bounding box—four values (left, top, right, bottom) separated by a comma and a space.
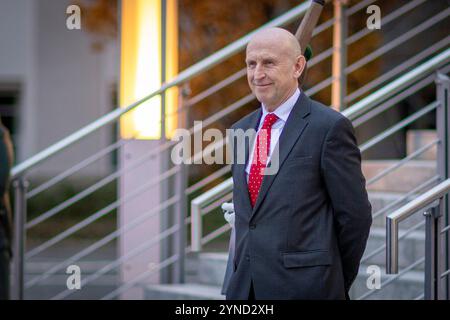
246, 27, 306, 112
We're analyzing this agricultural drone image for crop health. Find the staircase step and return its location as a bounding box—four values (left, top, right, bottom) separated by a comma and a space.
144, 283, 224, 300
362, 160, 436, 192
350, 264, 424, 300
186, 252, 228, 287
406, 130, 437, 161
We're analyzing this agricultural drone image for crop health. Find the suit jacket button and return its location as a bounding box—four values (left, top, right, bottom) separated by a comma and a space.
245, 255, 250, 261
249, 224, 256, 229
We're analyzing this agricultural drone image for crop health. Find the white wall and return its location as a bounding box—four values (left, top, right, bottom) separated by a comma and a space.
0, 0, 119, 177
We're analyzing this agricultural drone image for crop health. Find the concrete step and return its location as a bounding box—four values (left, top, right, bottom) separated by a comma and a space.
362, 160, 436, 193
349, 264, 424, 300
406, 130, 437, 161
187, 228, 427, 291
146, 255, 424, 300
144, 283, 224, 300
186, 252, 228, 287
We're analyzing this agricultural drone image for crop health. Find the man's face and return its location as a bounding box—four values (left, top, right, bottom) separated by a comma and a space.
246, 38, 302, 111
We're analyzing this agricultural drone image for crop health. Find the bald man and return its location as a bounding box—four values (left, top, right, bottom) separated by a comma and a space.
224, 28, 372, 300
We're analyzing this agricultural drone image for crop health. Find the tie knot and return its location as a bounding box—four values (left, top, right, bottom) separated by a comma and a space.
262, 113, 278, 129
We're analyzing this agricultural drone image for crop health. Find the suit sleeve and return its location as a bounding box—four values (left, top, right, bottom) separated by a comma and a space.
321, 116, 372, 294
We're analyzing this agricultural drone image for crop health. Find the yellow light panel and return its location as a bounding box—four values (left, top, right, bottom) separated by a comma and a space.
120, 0, 178, 140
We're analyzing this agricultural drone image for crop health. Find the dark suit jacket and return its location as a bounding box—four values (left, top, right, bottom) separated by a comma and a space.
225, 91, 372, 300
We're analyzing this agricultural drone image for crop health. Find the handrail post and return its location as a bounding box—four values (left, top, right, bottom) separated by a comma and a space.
424, 206, 441, 300
386, 216, 398, 274
11, 177, 28, 300
172, 84, 190, 283
331, 0, 348, 111
435, 72, 450, 299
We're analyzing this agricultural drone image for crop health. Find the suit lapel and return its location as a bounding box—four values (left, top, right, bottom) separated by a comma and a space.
250, 92, 311, 218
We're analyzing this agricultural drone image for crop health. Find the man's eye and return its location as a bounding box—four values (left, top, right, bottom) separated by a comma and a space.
247, 62, 256, 68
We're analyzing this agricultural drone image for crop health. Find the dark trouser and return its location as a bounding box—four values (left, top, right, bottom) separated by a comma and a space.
0, 246, 9, 300
248, 279, 255, 300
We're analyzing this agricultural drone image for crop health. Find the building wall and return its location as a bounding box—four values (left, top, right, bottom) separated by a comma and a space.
0, 0, 119, 178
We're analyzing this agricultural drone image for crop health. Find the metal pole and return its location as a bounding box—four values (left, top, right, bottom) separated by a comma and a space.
424, 206, 440, 300
160, 0, 172, 284
435, 72, 450, 299
11, 177, 28, 300
386, 217, 398, 274
172, 85, 189, 283
331, 0, 347, 111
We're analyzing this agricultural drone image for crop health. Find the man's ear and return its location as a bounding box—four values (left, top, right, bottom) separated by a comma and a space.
294, 55, 306, 79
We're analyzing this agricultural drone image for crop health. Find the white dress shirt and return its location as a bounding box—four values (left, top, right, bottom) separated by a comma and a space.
245, 88, 300, 181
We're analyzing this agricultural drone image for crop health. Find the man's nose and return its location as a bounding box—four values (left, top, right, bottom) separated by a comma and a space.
254, 64, 265, 80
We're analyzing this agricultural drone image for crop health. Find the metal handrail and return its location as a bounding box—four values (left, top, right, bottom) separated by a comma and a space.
386, 179, 450, 274
345, 7, 450, 75
342, 48, 450, 120
366, 141, 439, 187
345, 0, 426, 46
25, 195, 180, 288
10, 1, 313, 178
371, 176, 440, 221
357, 257, 425, 300
361, 220, 426, 265
359, 101, 439, 153
14, 0, 448, 300
25, 165, 180, 260
352, 61, 450, 126
12, 0, 432, 179
51, 223, 180, 300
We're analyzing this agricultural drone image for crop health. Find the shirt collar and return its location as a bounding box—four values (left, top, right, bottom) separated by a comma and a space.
261, 88, 300, 123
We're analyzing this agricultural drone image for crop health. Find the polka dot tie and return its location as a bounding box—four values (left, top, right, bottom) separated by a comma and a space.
248, 113, 279, 207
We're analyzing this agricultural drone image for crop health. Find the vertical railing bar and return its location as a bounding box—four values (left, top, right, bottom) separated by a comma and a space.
331, 0, 347, 111
361, 220, 425, 264
11, 178, 28, 300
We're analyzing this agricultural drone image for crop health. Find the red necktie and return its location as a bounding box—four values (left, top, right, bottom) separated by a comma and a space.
248, 113, 279, 207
